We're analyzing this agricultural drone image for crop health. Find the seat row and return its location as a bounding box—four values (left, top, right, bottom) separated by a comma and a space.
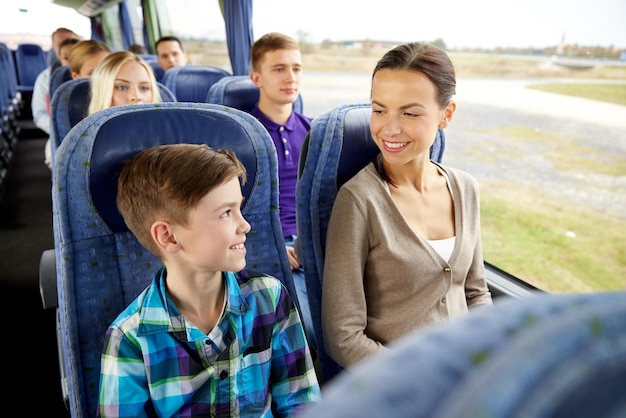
41, 98, 626, 418
0, 42, 49, 192
47, 71, 303, 169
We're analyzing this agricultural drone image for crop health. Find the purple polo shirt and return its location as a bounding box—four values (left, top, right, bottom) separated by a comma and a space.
250, 105, 312, 237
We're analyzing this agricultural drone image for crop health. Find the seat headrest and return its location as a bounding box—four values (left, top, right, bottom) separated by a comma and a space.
68, 80, 91, 127
220, 77, 260, 112
337, 106, 379, 188
50, 65, 72, 97
89, 104, 258, 233
207, 75, 304, 114
163, 65, 230, 102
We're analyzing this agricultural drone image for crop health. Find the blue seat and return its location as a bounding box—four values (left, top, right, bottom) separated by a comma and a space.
49, 102, 296, 416
0, 42, 21, 112
48, 78, 177, 168
299, 290, 626, 418
0, 42, 20, 152
207, 75, 303, 113
296, 103, 446, 383
14, 43, 47, 93
49, 65, 71, 103
140, 55, 165, 82
47, 48, 59, 67
161, 64, 231, 102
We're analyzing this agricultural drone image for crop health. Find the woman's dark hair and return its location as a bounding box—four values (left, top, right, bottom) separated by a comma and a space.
372, 42, 456, 108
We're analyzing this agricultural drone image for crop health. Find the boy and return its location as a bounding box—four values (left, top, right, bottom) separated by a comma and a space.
249, 32, 317, 353
97, 144, 320, 417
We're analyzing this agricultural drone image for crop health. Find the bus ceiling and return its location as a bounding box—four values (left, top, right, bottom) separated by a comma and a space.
52, 0, 125, 17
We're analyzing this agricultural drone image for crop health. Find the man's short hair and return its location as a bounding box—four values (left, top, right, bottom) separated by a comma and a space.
155, 36, 185, 52
250, 32, 299, 71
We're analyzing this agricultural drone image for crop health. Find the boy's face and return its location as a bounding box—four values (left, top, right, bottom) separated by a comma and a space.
251, 48, 302, 106
168, 177, 250, 273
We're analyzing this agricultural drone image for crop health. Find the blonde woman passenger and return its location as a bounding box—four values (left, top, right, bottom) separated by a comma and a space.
89, 50, 162, 115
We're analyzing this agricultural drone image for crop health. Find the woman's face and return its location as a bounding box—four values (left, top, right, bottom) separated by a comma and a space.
370, 69, 447, 166
111, 61, 154, 107
73, 51, 110, 79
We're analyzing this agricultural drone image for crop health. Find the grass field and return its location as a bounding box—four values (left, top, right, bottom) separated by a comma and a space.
477, 126, 626, 292
526, 83, 626, 106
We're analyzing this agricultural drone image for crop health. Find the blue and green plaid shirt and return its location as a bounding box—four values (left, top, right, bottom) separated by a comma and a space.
97, 267, 321, 417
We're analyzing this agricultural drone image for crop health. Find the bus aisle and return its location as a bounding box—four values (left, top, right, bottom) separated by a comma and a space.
0, 118, 69, 416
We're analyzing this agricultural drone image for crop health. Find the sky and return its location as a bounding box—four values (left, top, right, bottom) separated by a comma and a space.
1, 0, 625, 50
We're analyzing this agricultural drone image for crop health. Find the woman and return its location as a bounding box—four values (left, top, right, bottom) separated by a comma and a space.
89, 50, 162, 115
322, 42, 493, 368
68, 39, 111, 79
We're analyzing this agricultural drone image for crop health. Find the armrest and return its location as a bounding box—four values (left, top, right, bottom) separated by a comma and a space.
39, 248, 57, 309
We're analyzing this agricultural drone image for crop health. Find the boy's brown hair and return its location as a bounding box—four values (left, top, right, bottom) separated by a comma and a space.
117, 143, 246, 257
250, 32, 299, 71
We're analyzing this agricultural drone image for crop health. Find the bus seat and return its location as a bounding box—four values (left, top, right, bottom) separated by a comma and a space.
206, 75, 304, 113
137, 53, 157, 62
47, 48, 59, 67
296, 103, 446, 383
0, 42, 22, 111
48, 102, 295, 416
14, 43, 47, 93
161, 64, 231, 102
299, 290, 626, 418
49, 65, 71, 103
0, 43, 20, 144
49, 78, 176, 168
137, 54, 164, 81
144, 57, 164, 82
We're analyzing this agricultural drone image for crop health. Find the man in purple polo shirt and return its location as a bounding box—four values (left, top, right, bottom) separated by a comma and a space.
249, 32, 317, 356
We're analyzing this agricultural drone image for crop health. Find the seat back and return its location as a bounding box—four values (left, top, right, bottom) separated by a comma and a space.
49, 65, 72, 102
161, 65, 230, 102
299, 291, 626, 418
0, 43, 20, 150
0, 42, 20, 108
140, 54, 165, 82
49, 78, 177, 167
207, 75, 304, 113
296, 103, 446, 383
14, 43, 47, 91
52, 102, 295, 417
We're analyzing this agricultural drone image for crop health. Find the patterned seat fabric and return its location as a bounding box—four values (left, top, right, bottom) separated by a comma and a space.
161, 64, 231, 102
52, 102, 295, 417
299, 290, 626, 418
